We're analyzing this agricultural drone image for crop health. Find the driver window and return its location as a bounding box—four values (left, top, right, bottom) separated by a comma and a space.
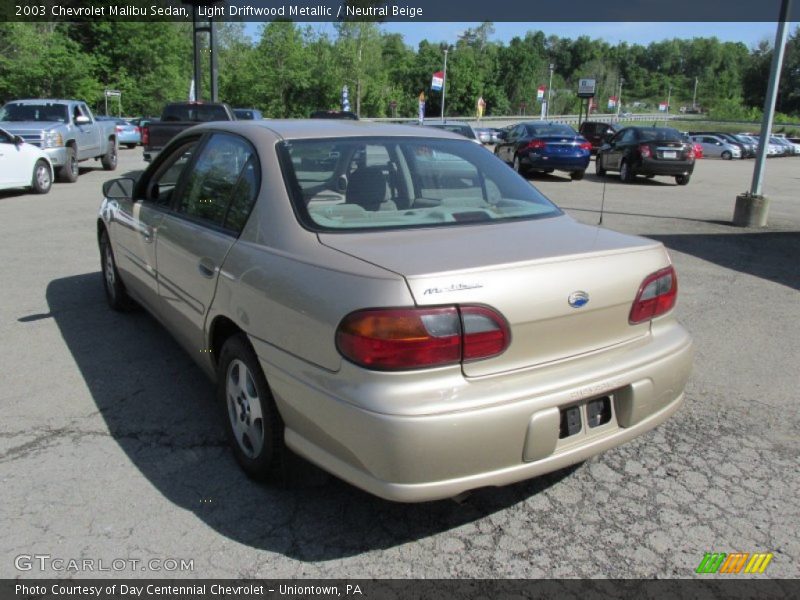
620, 129, 637, 143
143, 140, 199, 206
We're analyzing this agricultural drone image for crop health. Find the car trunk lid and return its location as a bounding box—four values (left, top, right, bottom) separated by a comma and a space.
319, 216, 672, 377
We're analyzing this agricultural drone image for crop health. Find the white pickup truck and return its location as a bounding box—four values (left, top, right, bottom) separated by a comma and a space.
0, 99, 118, 182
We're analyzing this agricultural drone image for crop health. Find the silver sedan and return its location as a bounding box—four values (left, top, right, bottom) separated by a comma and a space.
690, 135, 741, 159
97, 120, 693, 502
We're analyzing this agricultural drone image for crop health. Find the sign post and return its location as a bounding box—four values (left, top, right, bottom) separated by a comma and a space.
104, 89, 121, 117
576, 78, 596, 128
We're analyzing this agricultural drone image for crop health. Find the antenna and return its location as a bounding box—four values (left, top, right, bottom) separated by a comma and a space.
599, 176, 607, 225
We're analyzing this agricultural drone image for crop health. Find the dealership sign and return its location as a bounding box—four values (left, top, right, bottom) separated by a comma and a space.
577, 78, 596, 98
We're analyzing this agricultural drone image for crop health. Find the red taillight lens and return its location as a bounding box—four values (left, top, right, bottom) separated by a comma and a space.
460, 306, 510, 361
579, 141, 592, 151
336, 306, 509, 370
526, 139, 546, 150
141, 126, 149, 145
115, 125, 123, 132
134, 126, 140, 134
639, 144, 652, 158
629, 266, 678, 324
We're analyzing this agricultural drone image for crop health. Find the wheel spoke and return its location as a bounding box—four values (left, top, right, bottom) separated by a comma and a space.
247, 420, 264, 456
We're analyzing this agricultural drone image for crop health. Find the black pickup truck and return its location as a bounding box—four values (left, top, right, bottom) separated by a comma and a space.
142, 102, 235, 162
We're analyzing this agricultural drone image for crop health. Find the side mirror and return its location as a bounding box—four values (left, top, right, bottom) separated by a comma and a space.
75, 115, 91, 125
102, 177, 135, 199
13, 135, 24, 145
496, 131, 507, 141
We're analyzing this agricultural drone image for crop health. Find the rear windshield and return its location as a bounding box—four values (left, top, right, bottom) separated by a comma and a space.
638, 128, 683, 142
279, 137, 562, 232
0, 102, 70, 123
525, 124, 577, 137
162, 104, 229, 122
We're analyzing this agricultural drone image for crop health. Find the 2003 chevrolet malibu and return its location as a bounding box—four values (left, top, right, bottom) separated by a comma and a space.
97, 120, 692, 502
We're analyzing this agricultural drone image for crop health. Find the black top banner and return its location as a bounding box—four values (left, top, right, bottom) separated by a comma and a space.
3, 0, 800, 22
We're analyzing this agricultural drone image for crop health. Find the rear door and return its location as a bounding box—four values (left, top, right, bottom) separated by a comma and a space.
605, 128, 635, 170
155, 132, 260, 352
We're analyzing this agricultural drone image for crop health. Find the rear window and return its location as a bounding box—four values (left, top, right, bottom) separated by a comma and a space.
638, 128, 683, 142
525, 124, 577, 137
162, 104, 230, 122
279, 137, 562, 232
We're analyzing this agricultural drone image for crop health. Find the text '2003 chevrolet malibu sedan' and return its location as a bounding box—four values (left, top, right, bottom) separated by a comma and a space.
97, 120, 693, 502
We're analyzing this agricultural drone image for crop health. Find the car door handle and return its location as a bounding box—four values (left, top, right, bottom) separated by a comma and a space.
198, 259, 216, 278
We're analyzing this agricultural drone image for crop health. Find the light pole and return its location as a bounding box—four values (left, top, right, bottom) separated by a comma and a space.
441, 48, 449, 120
547, 63, 554, 118
666, 84, 672, 115
692, 77, 698, 110
616, 78, 625, 118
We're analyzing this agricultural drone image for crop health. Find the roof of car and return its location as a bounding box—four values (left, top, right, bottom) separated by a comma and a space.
198, 119, 464, 141
7, 99, 81, 104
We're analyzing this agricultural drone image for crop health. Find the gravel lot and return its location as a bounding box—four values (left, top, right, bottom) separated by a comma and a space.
1, 148, 798, 579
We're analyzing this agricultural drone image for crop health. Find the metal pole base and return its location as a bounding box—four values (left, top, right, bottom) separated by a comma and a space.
733, 193, 771, 228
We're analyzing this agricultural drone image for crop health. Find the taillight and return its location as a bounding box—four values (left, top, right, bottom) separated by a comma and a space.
629, 266, 677, 324
686, 145, 695, 159
639, 144, 652, 158
115, 125, 123, 132
579, 141, 592, 151
336, 306, 510, 370
461, 306, 510, 361
525, 139, 546, 150
141, 126, 149, 145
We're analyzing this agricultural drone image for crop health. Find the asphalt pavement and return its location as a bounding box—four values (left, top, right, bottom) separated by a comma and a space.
0, 148, 798, 579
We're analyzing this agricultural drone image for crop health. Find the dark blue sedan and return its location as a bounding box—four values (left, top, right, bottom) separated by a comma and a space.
494, 122, 592, 180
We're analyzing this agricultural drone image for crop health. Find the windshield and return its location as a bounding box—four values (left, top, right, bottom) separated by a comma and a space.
280, 137, 562, 232
0, 102, 69, 123
638, 128, 683, 142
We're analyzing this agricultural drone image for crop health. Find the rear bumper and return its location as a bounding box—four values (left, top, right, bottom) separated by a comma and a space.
636, 158, 694, 176
252, 320, 693, 502
522, 153, 591, 172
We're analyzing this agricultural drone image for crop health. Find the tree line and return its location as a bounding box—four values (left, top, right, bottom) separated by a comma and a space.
1, 21, 798, 121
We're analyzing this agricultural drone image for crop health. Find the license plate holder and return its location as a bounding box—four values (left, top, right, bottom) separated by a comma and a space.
662, 150, 677, 159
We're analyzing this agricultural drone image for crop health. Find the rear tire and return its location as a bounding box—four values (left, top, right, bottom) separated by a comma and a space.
101, 140, 118, 170
619, 159, 634, 183
124, 143, 136, 149
218, 333, 285, 481
58, 146, 79, 183
513, 154, 525, 176
570, 169, 585, 181
675, 174, 691, 186
31, 160, 52, 194
595, 157, 606, 176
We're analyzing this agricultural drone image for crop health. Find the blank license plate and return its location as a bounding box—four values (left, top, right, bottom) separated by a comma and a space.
662, 151, 677, 159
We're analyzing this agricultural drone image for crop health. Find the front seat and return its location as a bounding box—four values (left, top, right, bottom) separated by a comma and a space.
345, 166, 395, 211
